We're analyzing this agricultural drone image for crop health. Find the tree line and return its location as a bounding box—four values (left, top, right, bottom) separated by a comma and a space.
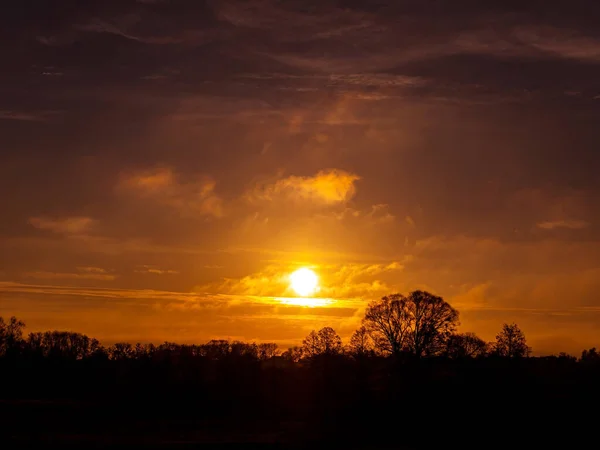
1, 290, 598, 361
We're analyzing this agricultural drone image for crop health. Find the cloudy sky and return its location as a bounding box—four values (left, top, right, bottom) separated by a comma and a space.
2, 0, 600, 354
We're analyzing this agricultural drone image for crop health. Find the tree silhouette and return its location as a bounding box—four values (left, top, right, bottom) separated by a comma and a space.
363, 291, 459, 357
281, 345, 303, 362
445, 332, 488, 358
257, 343, 279, 360
494, 323, 530, 358
302, 327, 342, 357
363, 294, 411, 356
405, 290, 459, 357
0, 316, 25, 356
26, 331, 103, 359
134, 342, 155, 359
200, 339, 231, 359
347, 326, 375, 358
580, 347, 600, 364
230, 341, 259, 358
110, 342, 135, 360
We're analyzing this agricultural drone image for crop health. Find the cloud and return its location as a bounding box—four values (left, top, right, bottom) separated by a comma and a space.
317, 262, 404, 299
196, 261, 404, 300
76, 267, 110, 274
197, 265, 292, 298
134, 265, 179, 275
323, 204, 396, 225
214, 1, 366, 36
23, 271, 117, 281
449, 283, 492, 311
239, 73, 426, 89
118, 167, 223, 217
510, 188, 591, 232
0, 281, 200, 303
75, 19, 184, 45
125, 167, 174, 189
246, 169, 360, 205
537, 219, 590, 230
513, 26, 600, 63
0, 110, 60, 121
29, 216, 96, 235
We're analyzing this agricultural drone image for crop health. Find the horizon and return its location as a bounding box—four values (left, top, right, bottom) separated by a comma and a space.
2, 1, 600, 357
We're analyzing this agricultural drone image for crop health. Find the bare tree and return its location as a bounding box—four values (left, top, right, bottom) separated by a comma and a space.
363, 291, 459, 358
25, 330, 103, 359
302, 327, 342, 357
347, 326, 375, 358
200, 339, 231, 359
110, 342, 135, 360
230, 341, 259, 358
494, 323, 530, 358
318, 327, 343, 355
281, 345, 303, 362
257, 343, 279, 360
445, 332, 488, 358
302, 330, 321, 358
406, 291, 459, 357
134, 343, 155, 359
581, 347, 600, 363
363, 294, 412, 356
0, 316, 25, 356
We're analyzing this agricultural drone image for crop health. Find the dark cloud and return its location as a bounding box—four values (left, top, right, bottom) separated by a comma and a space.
1, 0, 600, 352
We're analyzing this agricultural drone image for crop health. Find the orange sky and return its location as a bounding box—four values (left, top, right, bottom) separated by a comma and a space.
2, 1, 600, 355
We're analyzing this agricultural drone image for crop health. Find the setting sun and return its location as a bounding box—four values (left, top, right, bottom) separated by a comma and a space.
289, 268, 319, 297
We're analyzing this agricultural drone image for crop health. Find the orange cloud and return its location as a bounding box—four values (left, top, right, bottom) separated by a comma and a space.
118, 167, 223, 217
196, 261, 404, 300
134, 265, 179, 275
23, 271, 116, 281
246, 169, 360, 205
28, 216, 95, 235
197, 265, 292, 297
537, 219, 590, 230
76, 267, 109, 274
123, 167, 174, 191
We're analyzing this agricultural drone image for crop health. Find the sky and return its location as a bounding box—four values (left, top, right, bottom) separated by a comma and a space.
2, 0, 600, 355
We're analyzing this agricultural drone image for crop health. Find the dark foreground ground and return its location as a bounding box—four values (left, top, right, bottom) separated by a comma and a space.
3, 355, 600, 449
2, 401, 411, 449
1, 396, 596, 450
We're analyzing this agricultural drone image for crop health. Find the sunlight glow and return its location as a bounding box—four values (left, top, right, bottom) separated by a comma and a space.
289, 268, 319, 297
276, 296, 333, 308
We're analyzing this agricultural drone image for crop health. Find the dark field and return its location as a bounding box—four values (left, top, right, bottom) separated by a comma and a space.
2, 355, 599, 449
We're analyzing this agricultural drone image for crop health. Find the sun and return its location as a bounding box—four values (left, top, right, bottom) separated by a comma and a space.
289, 268, 319, 297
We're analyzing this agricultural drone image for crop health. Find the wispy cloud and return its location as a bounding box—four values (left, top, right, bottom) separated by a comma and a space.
0, 281, 204, 303
513, 26, 600, 63
118, 167, 224, 217
76, 19, 183, 45
537, 219, 590, 230
322, 204, 396, 225
0, 110, 60, 121
23, 271, 117, 281
239, 73, 426, 89
0, 281, 359, 315
134, 265, 179, 275
76, 267, 110, 274
28, 216, 96, 235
